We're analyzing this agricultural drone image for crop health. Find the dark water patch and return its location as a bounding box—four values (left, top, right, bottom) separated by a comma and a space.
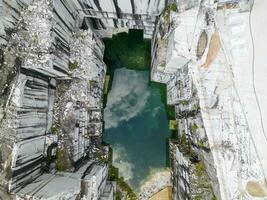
103, 29, 151, 71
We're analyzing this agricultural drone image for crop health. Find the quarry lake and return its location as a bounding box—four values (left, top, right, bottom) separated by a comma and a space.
103, 67, 172, 191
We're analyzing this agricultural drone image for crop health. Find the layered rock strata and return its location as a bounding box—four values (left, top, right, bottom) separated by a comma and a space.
0, 0, 115, 199
77, 0, 166, 38
54, 29, 107, 171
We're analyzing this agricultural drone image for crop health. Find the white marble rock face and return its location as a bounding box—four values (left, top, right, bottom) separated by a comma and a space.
153, 0, 267, 199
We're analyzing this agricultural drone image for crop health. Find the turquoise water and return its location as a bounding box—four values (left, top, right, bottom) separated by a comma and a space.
103, 67, 172, 191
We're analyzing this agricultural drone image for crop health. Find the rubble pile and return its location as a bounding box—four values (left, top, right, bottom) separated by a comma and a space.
11, 0, 53, 69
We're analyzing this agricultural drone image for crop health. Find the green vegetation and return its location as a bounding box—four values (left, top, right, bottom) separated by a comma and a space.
50, 126, 59, 134
169, 120, 178, 130
180, 129, 198, 161
160, 62, 166, 68
194, 196, 202, 200
179, 100, 190, 106
197, 139, 205, 149
190, 123, 199, 133
189, 150, 199, 162
55, 149, 63, 171
56, 148, 71, 171
196, 139, 210, 152
192, 163, 217, 200
94, 150, 108, 163
168, 3, 178, 12
116, 177, 138, 200
161, 3, 177, 25
181, 130, 187, 145
69, 61, 78, 71
195, 161, 205, 177
193, 103, 200, 111
108, 165, 119, 182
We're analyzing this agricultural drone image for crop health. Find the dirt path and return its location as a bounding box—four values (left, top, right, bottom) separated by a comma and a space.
149, 186, 172, 200
202, 31, 221, 68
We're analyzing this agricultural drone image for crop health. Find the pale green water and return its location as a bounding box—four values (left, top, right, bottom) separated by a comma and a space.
103, 67, 171, 191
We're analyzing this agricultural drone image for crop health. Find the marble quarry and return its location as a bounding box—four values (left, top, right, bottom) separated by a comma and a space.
1, 0, 267, 199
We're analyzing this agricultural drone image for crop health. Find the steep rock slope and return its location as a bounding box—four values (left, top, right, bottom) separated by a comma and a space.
0, 0, 115, 199
151, 0, 267, 199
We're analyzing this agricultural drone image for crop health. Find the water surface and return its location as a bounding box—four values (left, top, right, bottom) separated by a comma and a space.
104, 67, 171, 191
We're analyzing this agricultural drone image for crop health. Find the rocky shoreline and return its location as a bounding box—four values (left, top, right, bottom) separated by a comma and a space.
139, 169, 172, 200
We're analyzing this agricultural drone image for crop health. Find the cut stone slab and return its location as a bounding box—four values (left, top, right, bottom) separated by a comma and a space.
16, 161, 94, 199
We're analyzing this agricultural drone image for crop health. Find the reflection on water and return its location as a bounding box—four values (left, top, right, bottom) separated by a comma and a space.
104, 68, 171, 191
